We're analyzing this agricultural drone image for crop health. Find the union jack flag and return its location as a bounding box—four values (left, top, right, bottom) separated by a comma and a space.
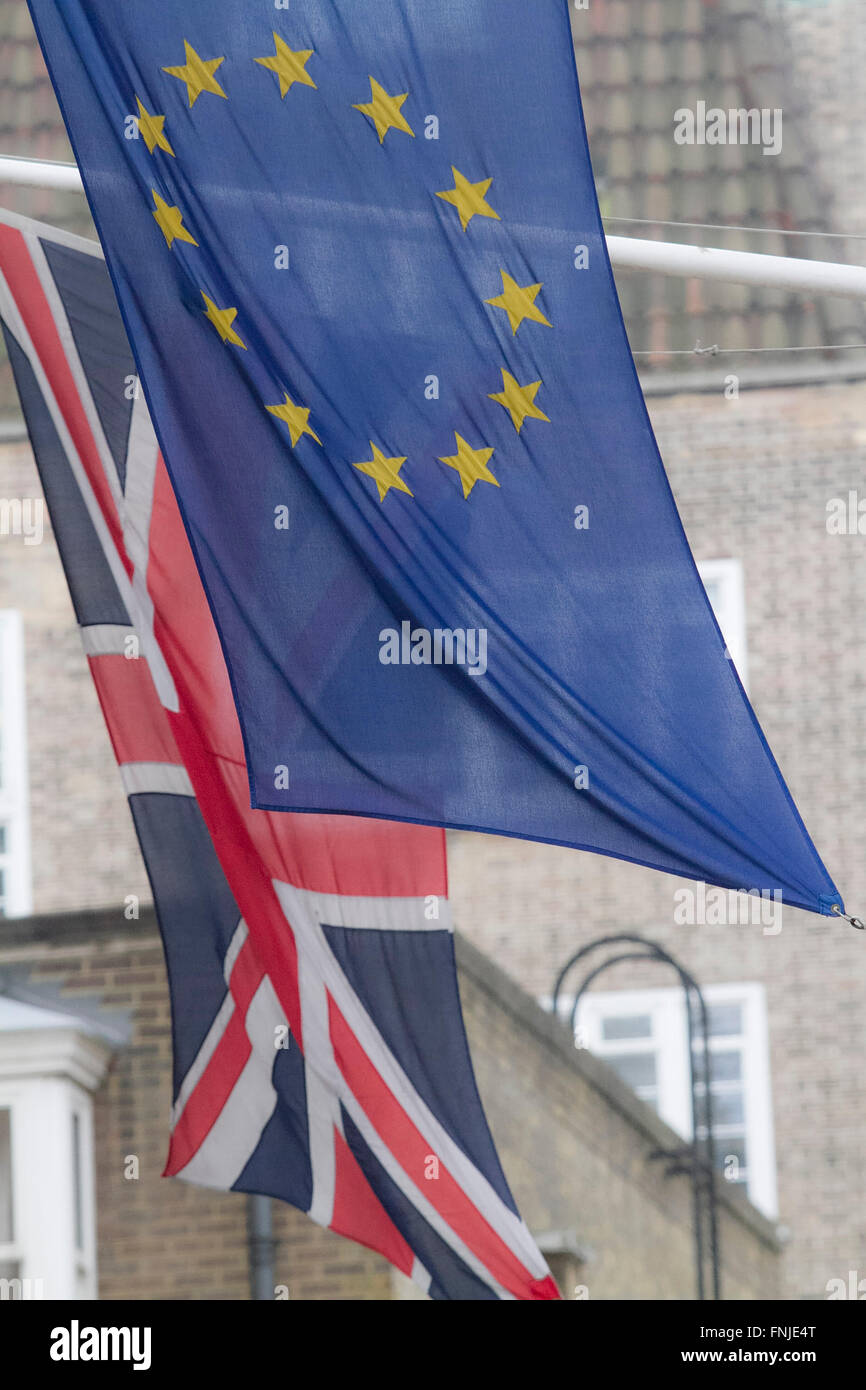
0, 207, 558, 1300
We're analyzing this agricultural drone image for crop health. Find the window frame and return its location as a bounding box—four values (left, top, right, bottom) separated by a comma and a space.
0, 1012, 110, 1299
572, 981, 778, 1219
696, 557, 749, 693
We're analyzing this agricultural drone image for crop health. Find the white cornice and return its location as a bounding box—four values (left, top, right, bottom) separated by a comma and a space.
0, 1027, 112, 1091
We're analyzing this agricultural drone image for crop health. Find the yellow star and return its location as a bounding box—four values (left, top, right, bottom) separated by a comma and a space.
353, 77, 414, 143
436, 167, 500, 232
163, 41, 227, 107
488, 370, 550, 433
134, 97, 174, 156
266, 392, 322, 448
151, 190, 198, 249
354, 443, 413, 502
439, 433, 499, 500
255, 34, 316, 98
485, 270, 552, 335
201, 293, 246, 348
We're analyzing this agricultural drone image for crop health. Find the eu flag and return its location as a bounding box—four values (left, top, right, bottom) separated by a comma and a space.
28, 0, 843, 916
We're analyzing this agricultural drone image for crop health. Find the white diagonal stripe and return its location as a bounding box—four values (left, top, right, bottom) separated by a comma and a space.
0, 239, 178, 712
175, 977, 285, 1189
25, 230, 123, 509
338, 1085, 513, 1300
120, 762, 194, 797
222, 919, 249, 985
121, 389, 168, 707
298, 889, 452, 933
273, 879, 550, 1288
297, 945, 342, 1228
81, 623, 137, 657
171, 992, 235, 1128
410, 1257, 432, 1296
0, 205, 102, 258
27, 227, 175, 713
171, 919, 247, 1127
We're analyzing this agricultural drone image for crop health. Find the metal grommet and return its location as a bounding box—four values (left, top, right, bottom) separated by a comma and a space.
832, 904, 865, 931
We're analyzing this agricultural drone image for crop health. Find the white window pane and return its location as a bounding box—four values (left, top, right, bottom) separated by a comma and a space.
693, 1001, 743, 1037
706, 1003, 743, 1037
697, 1089, 745, 1128
602, 1014, 652, 1041
697, 558, 748, 690
693, 1049, 742, 1084
609, 1052, 658, 1090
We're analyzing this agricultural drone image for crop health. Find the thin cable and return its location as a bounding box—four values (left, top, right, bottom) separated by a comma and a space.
603, 215, 866, 243
631, 343, 866, 358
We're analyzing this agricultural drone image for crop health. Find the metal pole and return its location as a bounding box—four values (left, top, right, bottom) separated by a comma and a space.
553, 934, 723, 1301
0, 154, 84, 191
693, 987, 722, 1303
683, 984, 709, 1304
606, 233, 866, 301
2, 153, 866, 301
246, 1194, 276, 1301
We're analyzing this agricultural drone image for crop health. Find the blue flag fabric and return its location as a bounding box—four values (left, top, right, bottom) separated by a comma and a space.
28, 0, 843, 916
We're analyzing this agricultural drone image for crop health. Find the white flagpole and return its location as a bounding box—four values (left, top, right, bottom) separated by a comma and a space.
606, 233, 866, 302
0, 155, 83, 191
3, 153, 866, 301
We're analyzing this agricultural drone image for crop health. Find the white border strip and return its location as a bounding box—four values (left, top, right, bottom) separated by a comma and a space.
120, 762, 194, 797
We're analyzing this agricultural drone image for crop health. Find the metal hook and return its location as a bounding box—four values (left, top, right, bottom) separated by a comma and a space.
832, 904, 866, 931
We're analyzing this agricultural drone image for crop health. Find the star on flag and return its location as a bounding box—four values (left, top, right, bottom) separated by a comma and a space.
436, 167, 500, 232
163, 41, 227, 107
489, 371, 550, 433
144, 36, 559, 505
354, 444, 414, 501
440, 433, 499, 499
201, 294, 246, 349
255, 34, 317, 98
151, 190, 198, 249
354, 77, 415, 143
266, 392, 322, 448
485, 271, 552, 335
134, 97, 174, 157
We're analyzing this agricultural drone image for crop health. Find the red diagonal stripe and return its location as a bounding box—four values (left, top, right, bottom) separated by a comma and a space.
327, 993, 554, 1300
164, 937, 265, 1175
89, 652, 182, 766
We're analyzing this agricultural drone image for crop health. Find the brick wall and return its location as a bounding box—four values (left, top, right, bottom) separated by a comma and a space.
447, 376, 866, 1299
0, 906, 780, 1299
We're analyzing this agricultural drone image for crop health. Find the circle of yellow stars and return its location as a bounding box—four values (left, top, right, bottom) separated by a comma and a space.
133, 34, 558, 502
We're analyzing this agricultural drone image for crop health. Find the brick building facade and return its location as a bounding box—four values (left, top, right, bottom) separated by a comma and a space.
449, 372, 866, 1301
0, 905, 781, 1300
2, 366, 862, 1299
0, 0, 863, 1302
